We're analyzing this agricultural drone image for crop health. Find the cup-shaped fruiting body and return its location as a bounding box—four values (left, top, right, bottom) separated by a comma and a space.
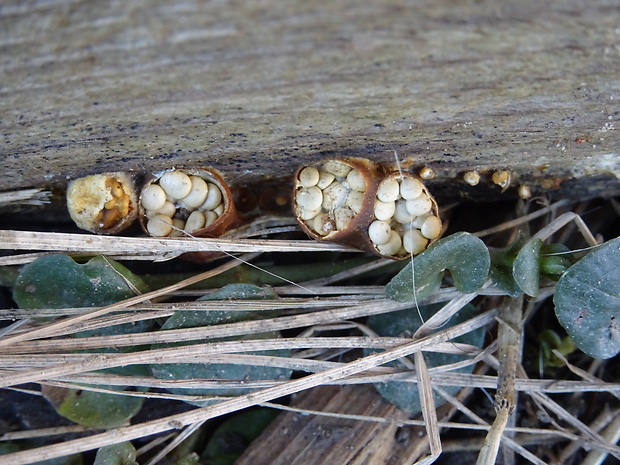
293, 158, 380, 248
463, 171, 480, 186
139, 168, 241, 239
368, 172, 442, 259
492, 170, 512, 191
66, 172, 137, 234
293, 159, 442, 260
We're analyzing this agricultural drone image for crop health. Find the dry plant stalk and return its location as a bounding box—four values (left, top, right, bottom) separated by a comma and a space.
0, 188, 51, 207
1, 200, 619, 465
0, 310, 496, 464
477, 295, 523, 465
0, 230, 357, 257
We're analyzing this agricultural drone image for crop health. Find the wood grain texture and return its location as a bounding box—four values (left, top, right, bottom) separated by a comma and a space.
235, 385, 414, 465
1, 0, 619, 199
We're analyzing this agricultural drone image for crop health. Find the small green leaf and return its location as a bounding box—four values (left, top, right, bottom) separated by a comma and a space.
13, 254, 151, 338
554, 237, 620, 359
93, 442, 137, 465
386, 232, 490, 302
539, 243, 574, 280
201, 283, 278, 304
538, 329, 576, 369
41, 385, 144, 429
13, 255, 147, 310
365, 303, 485, 415
513, 238, 543, 297
151, 284, 292, 406
489, 232, 526, 297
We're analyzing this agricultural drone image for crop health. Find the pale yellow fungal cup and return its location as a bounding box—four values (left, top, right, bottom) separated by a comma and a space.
66, 172, 137, 234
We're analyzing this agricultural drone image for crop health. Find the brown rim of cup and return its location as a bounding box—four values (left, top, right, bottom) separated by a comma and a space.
293, 159, 442, 260
138, 167, 242, 240
293, 157, 380, 250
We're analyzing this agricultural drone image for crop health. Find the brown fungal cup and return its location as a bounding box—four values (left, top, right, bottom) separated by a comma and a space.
293, 158, 380, 250
293, 159, 442, 259
66, 172, 138, 234
139, 168, 242, 240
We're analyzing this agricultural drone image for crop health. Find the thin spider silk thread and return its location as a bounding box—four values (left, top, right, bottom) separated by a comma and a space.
157, 218, 318, 295
393, 150, 425, 325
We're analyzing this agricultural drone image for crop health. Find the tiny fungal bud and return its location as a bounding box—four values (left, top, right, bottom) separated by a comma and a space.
419, 167, 435, 179
463, 171, 480, 186
518, 184, 532, 199
66, 172, 137, 234
492, 170, 511, 190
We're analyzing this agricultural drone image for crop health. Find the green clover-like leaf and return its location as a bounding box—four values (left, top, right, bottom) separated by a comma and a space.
554, 237, 620, 359
386, 232, 490, 302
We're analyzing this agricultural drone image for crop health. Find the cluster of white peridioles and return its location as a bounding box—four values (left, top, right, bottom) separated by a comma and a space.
294, 159, 368, 238
368, 173, 441, 257
140, 169, 225, 237
66, 160, 442, 260
292, 158, 443, 259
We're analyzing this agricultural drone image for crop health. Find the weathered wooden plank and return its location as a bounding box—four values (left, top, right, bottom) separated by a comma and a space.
235, 385, 413, 465
1, 0, 619, 200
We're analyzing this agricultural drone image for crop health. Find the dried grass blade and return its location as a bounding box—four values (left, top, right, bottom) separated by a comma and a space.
0, 189, 51, 207
432, 386, 545, 465
0, 311, 495, 465
0, 230, 356, 254
528, 392, 620, 458
3, 298, 423, 353
413, 351, 441, 465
